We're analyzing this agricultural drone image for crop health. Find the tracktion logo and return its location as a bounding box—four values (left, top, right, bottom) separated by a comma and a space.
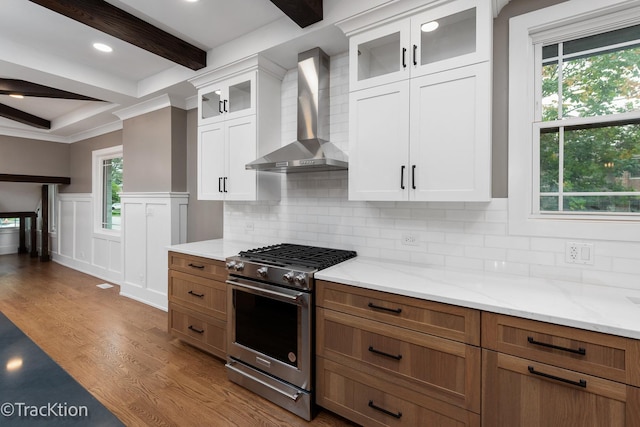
1, 402, 89, 419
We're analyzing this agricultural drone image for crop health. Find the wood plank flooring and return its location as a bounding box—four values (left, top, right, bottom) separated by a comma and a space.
0, 254, 356, 427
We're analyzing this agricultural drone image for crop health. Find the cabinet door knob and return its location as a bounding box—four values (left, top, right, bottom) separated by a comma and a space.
400, 165, 406, 190
218, 177, 223, 193
218, 100, 224, 114
223, 99, 228, 112
413, 44, 418, 66
223, 177, 228, 193
402, 47, 407, 68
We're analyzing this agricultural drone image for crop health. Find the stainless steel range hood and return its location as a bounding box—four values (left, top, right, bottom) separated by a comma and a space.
246, 48, 348, 173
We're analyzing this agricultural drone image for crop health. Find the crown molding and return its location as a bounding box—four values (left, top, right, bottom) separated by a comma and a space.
113, 94, 186, 121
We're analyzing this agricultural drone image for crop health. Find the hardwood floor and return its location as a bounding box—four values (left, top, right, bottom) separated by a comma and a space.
0, 254, 356, 427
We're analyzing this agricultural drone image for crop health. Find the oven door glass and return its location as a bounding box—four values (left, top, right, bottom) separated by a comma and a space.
235, 289, 300, 366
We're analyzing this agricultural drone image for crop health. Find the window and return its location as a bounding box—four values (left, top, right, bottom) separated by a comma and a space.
0, 218, 19, 228
509, 0, 640, 241
92, 146, 123, 233
537, 25, 640, 214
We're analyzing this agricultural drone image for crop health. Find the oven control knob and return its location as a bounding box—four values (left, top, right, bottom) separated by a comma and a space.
283, 272, 295, 283
257, 267, 268, 278
234, 262, 245, 271
226, 261, 236, 270
294, 274, 307, 286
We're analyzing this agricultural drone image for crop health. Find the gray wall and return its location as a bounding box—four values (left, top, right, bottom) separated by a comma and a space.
62, 130, 123, 194
122, 106, 187, 193
0, 135, 69, 177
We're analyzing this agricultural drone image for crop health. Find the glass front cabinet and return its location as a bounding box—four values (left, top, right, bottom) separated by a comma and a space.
198, 73, 256, 125
349, 0, 491, 91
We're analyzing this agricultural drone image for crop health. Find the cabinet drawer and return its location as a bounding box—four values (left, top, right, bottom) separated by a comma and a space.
317, 307, 480, 413
317, 356, 480, 427
482, 312, 640, 385
168, 251, 227, 281
317, 281, 480, 345
169, 303, 226, 360
482, 350, 640, 427
168, 270, 226, 321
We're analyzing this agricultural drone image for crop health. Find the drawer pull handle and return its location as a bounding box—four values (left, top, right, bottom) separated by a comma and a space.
527, 366, 587, 388
188, 263, 205, 270
368, 346, 402, 361
527, 336, 586, 355
368, 400, 402, 419
368, 302, 402, 314
188, 290, 205, 298
188, 325, 205, 334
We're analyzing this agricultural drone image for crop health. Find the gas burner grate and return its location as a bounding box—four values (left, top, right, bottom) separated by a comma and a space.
239, 243, 356, 270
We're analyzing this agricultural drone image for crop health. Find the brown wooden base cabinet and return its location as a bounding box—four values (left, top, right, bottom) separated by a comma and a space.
482, 350, 640, 427
316, 280, 481, 427
168, 251, 227, 360
482, 312, 640, 427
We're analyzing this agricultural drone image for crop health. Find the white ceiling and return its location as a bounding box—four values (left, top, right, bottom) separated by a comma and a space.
0, 0, 370, 143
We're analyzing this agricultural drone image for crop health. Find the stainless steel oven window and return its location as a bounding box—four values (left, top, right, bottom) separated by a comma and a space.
235, 289, 300, 366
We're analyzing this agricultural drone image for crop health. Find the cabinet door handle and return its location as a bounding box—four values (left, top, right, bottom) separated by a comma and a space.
188, 290, 205, 298
223, 177, 228, 193
368, 302, 402, 314
223, 99, 228, 112
400, 165, 406, 189
368, 400, 402, 419
527, 336, 586, 355
218, 177, 223, 193
413, 44, 418, 66
188, 325, 205, 334
218, 100, 224, 114
527, 366, 587, 388
411, 165, 416, 189
368, 346, 402, 361
188, 263, 205, 270
402, 47, 407, 68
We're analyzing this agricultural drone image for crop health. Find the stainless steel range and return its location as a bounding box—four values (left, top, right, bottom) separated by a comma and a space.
225, 243, 356, 420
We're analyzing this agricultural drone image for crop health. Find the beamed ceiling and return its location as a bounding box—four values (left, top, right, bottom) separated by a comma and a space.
0, 0, 389, 142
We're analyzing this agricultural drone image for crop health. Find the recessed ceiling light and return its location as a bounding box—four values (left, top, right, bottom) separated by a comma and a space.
421, 21, 439, 32
9, 94, 24, 99
184, 0, 199, 2
93, 43, 113, 53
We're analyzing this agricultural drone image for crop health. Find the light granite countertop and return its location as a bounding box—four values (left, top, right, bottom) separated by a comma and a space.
168, 239, 640, 340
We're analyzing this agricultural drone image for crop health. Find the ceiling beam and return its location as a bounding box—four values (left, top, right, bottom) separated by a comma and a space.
269, 0, 322, 28
0, 79, 101, 101
0, 103, 51, 129
28, 0, 207, 71
0, 174, 71, 185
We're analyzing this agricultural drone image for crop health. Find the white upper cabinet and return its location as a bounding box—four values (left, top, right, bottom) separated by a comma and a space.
349, 0, 491, 92
191, 55, 284, 201
198, 72, 256, 126
344, 0, 492, 202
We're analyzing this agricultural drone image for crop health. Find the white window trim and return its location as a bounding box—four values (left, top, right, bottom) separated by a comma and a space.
92, 145, 123, 236
508, 0, 640, 242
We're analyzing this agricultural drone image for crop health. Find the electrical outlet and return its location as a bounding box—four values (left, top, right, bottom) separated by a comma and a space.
245, 222, 254, 232
565, 242, 594, 265
401, 233, 419, 246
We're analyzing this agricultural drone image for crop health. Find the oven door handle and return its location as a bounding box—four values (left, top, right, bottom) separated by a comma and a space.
226, 279, 308, 307
226, 361, 302, 402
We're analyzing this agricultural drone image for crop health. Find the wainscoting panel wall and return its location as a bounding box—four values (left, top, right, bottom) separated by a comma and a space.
120, 193, 189, 310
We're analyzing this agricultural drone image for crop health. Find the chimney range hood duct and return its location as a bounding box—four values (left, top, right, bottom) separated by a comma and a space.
246, 47, 348, 173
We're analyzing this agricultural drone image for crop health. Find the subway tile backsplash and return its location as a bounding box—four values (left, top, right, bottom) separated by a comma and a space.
224, 52, 640, 290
